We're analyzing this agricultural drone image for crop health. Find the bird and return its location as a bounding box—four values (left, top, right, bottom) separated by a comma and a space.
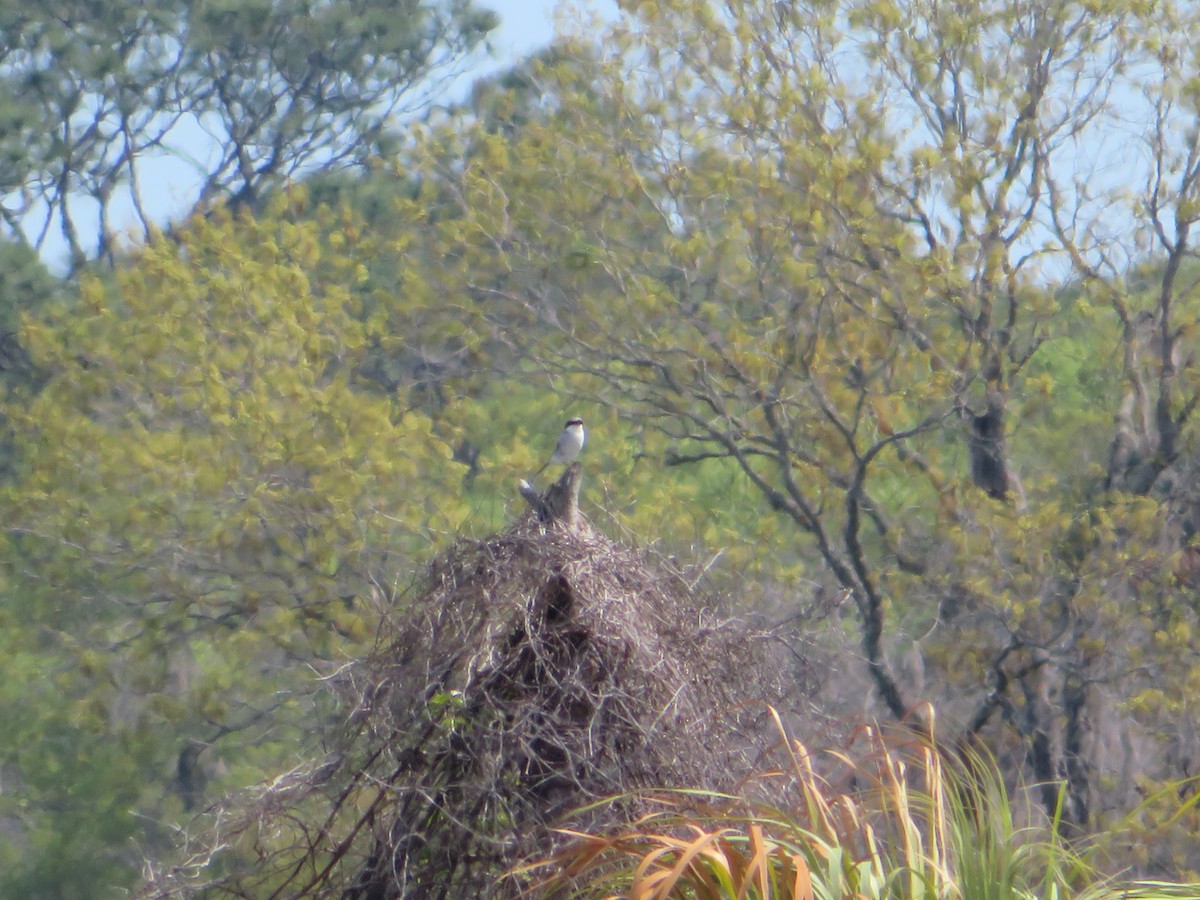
536, 417, 585, 476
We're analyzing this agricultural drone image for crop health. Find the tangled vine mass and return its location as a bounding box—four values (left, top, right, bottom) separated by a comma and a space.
142, 473, 796, 898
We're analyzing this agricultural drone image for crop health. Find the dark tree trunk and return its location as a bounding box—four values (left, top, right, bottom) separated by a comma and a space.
966, 385, 1012, 501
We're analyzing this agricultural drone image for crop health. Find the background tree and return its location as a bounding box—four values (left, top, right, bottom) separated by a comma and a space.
0, 197, 468, 896
8, 0, 1200, 890
0, 0, 497, 268
413, 0, 1200, 854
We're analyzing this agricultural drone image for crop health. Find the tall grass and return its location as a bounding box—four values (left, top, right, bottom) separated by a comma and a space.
522, 708, 1200, 899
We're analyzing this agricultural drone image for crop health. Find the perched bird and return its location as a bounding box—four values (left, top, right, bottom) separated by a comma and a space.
536, 417, 585, 476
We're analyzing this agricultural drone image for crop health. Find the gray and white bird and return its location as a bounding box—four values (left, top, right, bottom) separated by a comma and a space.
536, 417, 585, 476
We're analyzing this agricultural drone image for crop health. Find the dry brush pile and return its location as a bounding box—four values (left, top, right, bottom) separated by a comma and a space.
142, 469, 797, 898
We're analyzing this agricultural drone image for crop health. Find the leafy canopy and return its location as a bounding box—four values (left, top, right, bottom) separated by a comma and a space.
0, 196, 466, 896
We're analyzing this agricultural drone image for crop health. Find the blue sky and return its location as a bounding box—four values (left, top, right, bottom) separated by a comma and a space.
488, 0, 565, 59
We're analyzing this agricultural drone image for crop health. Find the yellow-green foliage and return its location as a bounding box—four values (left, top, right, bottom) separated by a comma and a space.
8, 0, 1200, 893
0, 200, 468, 895
397, 0, 1200, 877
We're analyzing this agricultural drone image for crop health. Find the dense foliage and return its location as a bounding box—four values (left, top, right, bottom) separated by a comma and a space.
405, 0, 1200, 863
3, 0, 1200, 895
0, 205, 467, 896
